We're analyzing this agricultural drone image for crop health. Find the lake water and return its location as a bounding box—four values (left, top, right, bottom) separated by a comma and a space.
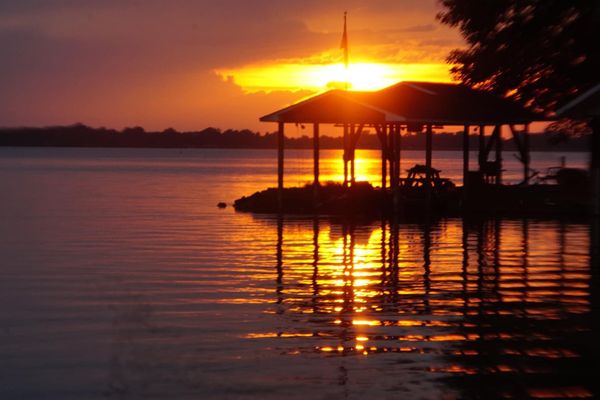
0, 147, 598, 399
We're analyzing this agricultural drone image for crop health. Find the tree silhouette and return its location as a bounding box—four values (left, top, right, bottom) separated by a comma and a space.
437, 1, 599, 114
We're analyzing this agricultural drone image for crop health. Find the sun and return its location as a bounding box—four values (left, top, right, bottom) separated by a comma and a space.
310, 63, 400, 91
217, 61, 452, 93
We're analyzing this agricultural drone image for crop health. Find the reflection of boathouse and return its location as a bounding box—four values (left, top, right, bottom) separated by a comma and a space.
260, 82, 541, 208
270, 216, 597, 398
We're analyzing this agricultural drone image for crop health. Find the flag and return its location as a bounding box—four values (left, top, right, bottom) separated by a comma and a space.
340, 11, 348, 70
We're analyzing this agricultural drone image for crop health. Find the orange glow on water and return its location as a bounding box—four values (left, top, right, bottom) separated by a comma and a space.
240, 212, 594, 396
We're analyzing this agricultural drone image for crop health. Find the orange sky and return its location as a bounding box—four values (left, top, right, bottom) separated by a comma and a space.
0, 0, 464, 133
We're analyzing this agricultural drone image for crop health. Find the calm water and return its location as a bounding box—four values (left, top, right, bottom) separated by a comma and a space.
0, 147, 598, 399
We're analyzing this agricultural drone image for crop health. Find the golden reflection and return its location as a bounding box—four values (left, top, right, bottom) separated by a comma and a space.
257, 215, 595, 397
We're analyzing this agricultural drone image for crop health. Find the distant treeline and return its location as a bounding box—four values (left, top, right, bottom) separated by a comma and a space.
0, 124, 590, 151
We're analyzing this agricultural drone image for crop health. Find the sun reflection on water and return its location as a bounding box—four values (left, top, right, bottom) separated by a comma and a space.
246, 216, 597, 398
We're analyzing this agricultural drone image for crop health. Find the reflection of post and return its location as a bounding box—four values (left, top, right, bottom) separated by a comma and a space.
340, 222, 355, 329
380, 217, 387, 285
277, 122, 285, 210
276, 215, 284, 306
558, 220, 566, 301
312, 217, 320, 314
558, 219, 566, 264
493, 218, 501, 296
461, 218, 469, 314
522, 218, 530, 305
390, 217, 399, 304
476, 219, 485, 315
422, 220, 431, 312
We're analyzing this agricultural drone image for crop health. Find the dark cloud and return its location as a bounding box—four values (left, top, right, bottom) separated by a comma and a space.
398, 24, 437, 33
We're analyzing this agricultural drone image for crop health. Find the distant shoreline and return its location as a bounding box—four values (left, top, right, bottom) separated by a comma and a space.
0, 124, 590, 152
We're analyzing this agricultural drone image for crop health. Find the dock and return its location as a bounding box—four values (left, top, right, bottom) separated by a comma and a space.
234, 81, 597, 217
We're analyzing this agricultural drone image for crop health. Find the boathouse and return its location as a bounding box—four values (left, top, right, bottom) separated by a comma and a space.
260, 81, 542, 209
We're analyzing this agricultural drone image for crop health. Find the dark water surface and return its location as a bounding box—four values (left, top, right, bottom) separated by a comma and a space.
0, 148, 598, 399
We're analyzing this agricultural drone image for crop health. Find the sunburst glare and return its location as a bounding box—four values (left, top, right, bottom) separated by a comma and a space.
218, 62, 452, 93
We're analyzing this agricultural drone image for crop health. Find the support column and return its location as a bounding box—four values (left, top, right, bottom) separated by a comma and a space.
478, 125, 485, 171
388, 124, 399, 212
277, 121, 284, 210
392, 124, 401, 210
389, 125, 396, 190
495, 125, 503, 186
313, 123, 320, 205
394, 124, 401, 188
350, 124, 356, 186
425, 124, 433, 207
379, 124, 387, 192
463, 125, 470, 189
591, 117, 600, 216
343, 124, 349, 187
523, 124, 530, 185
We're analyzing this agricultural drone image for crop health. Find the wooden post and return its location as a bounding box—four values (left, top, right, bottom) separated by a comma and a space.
313, 123, 320, 205
463, 125, 470, 189
388, 124, 398, 212
523, 124, 530, 185
478, 125, 485, 170
343, 124, 349, 187
392, 124, 401, 210
509, 124, 530, 185
425, 124, 433, 207
592, 117, 600, 216
395, 124, 401, 189
495, 125, 502, 186
350, 124, 356, 186
380, 124, 387, 192
389, 125, 395, 190
277, 121, 284, 210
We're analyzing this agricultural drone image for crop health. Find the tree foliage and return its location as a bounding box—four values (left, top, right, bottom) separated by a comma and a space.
437, 1, 600, 114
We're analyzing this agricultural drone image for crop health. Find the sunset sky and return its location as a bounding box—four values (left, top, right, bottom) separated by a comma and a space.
0, 0, 464, 133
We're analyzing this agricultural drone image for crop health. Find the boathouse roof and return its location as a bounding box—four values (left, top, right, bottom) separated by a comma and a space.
556, 82, 600, 118
260, 81, 541, 126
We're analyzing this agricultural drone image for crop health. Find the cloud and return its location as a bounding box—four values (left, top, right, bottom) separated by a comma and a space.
0, 0, 464, 130
398, 24, 438, 33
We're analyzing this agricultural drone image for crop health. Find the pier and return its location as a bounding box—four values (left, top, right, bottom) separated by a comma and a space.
234, 81, 594, 216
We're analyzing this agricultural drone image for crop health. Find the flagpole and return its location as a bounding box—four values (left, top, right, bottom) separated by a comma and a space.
340, 11, 349, 90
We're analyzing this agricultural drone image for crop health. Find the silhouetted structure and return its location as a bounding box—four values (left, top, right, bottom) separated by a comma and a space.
260, 81, 542, 210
